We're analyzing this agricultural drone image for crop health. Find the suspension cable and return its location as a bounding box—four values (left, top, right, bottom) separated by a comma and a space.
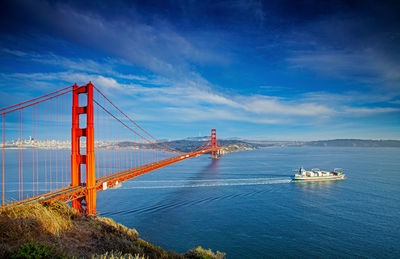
92, 85, 183, 153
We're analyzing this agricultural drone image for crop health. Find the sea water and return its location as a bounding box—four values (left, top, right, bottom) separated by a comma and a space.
2, 147, 398, 257
96, 147, 400, 258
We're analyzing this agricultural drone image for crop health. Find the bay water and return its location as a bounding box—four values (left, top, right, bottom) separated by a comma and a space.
97, 147, 400, 258
2, 146, 399, 258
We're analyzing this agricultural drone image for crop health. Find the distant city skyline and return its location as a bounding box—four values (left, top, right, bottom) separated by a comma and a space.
1, 0, 399, 140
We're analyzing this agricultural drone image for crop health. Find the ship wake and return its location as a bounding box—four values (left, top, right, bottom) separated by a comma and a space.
119, 177, 292, 189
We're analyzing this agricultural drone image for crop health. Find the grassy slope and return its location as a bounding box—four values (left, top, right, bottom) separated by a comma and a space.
0, 202, 225, 259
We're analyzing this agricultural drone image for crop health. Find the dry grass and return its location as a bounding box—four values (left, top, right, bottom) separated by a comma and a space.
0, 202, 76, 256
0, 202, 140, 258
0, 202, 225, 259
92, 251, 146, 259
185, 246, 226, 259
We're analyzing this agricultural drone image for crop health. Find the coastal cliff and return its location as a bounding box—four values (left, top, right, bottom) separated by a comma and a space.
0, 202, 225, 259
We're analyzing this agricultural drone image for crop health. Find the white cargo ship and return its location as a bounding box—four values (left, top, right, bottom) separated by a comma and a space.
292, 167, 346, 181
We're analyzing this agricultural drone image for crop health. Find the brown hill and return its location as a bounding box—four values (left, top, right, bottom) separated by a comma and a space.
0, 202, 225, 259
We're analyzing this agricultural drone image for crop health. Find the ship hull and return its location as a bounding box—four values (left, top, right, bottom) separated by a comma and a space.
292, 175, 346, 181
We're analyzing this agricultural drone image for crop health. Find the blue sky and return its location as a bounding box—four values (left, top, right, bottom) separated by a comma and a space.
0, 0, 399, 140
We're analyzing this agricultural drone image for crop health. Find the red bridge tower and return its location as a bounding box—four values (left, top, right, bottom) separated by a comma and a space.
211, 129, 218, 159
71, 82, 96, 215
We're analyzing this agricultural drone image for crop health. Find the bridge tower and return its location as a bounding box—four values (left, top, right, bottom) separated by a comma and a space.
71, 82, 96, 215
211, 129, 217, 159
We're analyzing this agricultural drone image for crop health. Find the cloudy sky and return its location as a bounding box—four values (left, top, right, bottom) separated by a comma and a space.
0, 0, 399, 140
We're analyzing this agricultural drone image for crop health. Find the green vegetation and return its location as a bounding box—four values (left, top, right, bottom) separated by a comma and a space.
92, 252, 145, 259
185, 246, 226, 259
10, 242, 65, 259
0, 202, 225, 259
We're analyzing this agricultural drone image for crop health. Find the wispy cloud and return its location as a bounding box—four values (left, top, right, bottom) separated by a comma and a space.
2, 54, 398, 128
25, 1, 228, 79
241, 96, 334, 116
342, 107, 400, 115
284, 8, 400, 91
287, 49, 400, 85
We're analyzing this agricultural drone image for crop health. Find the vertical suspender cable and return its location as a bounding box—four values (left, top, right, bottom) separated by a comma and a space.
102, 101, 105, 177
113, 119, 116, 174
21, 110, 23, 199
106, 98, 109, 176
61, 94, 64, 187
45, 102, 47, 192
130, 133, 133, 169
56, 96, 58, 189
119, 124, 121, 172
134, 133, 137, 168
142, 138, 144, 166
49, 101, 52, 191
2, 115, 5, 205
96, 95, 99, 179
118, 124, 121, 172
32, 106, 35, 195
18, 111, 20, 200
65, 94, 68, 185
36, 104, 38, 195
19, 111, 21, 200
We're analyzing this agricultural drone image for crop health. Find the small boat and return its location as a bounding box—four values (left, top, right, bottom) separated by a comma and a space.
292, 167, 346, 181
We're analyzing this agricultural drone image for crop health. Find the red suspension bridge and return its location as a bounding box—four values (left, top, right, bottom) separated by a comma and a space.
0, 82, 220, 215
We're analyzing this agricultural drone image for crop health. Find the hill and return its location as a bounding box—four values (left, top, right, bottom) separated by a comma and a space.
162, 139, 265, 153
304, 139, 400, 147
0, 202, 225, 259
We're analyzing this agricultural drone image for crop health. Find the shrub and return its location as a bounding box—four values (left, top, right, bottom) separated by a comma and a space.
10, 242, 65, 259
185, 246, 226, 259
134, 239, 168, 258
92, 251, 145, 259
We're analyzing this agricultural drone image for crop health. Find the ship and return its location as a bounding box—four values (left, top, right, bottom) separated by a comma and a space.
292, 167, 346, 181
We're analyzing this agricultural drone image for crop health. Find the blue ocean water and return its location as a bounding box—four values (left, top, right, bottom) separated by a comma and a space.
96, 147, 400, 258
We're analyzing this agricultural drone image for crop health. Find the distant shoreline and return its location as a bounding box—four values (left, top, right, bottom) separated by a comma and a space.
2, 138, 400, 150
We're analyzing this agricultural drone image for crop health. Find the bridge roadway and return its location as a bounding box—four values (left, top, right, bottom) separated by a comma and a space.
5, 147, 220, 208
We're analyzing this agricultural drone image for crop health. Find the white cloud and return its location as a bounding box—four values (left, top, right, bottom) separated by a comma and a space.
2, 67, 399, 126
343, 107, 400, 115
1, 48, 28, 57
1, 50, 399, 128
242, 96, 334, 116
32, 55, 114, 74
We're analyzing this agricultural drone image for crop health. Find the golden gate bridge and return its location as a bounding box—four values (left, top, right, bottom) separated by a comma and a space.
0, 82, 220, 215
